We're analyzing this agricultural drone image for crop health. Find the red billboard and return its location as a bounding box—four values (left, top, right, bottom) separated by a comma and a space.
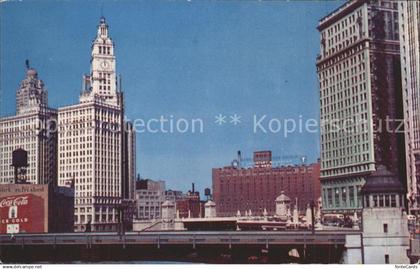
0, 184, 48, 234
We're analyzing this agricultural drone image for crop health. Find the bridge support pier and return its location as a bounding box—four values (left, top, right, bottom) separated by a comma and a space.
342, 234, 363, 264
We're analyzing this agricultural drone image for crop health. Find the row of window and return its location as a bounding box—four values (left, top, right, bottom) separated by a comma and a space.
323, 185, 362, 208
98, 45, 111, 55
322, 163, 372, 177
364, 194, 401, 208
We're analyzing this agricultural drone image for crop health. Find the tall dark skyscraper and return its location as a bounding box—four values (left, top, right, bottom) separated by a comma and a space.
317, 0, 406, 213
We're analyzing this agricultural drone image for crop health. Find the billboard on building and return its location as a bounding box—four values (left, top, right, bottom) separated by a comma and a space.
0, 184, 49, 234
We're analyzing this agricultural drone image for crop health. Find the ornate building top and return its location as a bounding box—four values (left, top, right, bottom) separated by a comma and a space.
16, 60, 48, 115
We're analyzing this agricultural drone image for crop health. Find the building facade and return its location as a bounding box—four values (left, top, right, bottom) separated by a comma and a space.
135, 179, 166, 220
317, 0, 405, 213
0, 184, 74, 234
165, 189, 184, 205
57, 17, 135, 231
0, 65, 57, 185
16, 61, 48, 116
123, 122, 136, 200
399, 1, 420, 214
175, 186, 202, 218
212, 151, 321, 217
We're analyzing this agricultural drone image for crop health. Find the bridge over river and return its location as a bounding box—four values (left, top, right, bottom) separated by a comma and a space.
0, 230, 363, 263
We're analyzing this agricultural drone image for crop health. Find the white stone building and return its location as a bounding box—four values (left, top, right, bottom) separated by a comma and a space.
204, 200, 217, 218
135, 179, 166, 220
360, 166, 410, 264
57, 17, 135, 232
275, 191, 291, 221
0, 64, 57, 185
317, 0, 405, 213
399, 1, 420, 214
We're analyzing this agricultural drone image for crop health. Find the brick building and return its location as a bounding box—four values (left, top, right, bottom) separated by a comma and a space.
212, 151, 321, 217
0, 184, 74, 234
175, 184, 203, 218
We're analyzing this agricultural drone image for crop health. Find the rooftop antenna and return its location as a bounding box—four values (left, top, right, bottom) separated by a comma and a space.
100, 3, 104, 18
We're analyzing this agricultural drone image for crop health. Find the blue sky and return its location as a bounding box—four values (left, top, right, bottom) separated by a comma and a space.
0, 0, 343, 194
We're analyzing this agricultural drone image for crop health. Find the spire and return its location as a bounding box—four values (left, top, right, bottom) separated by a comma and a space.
97, 16, 109, 38
100, 3, 104, 20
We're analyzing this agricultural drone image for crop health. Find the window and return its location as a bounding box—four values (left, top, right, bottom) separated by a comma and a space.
383, 223, 388, 233
328, 189, 333, 208
379, 195, 384, 207
385, 254, 389, 264
357, 186, 362, 207
349, 186, 355, 207
335, 188, 340, 207
391, 195, 396, 207
373, 195, 378, 207
385, 195, 390, 207
365, 196, 370, 207
342, 187, 347, 207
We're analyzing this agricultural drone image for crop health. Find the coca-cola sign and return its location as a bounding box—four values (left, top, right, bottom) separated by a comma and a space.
0, 193, 46, 234
0, 196, 29, 208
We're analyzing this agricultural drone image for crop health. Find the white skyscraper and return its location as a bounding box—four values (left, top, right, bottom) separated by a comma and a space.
399, 1, 420, 214
58, 17, 135, 231
0, 63, 57, 185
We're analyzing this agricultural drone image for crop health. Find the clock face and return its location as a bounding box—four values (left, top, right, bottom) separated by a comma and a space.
100, 60, 110, 70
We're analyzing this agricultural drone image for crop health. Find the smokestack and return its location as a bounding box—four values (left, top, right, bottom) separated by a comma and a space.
237, 150, 242, 168
192, 183, 195, 193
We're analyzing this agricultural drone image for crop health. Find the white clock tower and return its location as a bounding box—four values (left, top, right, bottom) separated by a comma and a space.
81, 16, 119, 105
58, 16, 136, 232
